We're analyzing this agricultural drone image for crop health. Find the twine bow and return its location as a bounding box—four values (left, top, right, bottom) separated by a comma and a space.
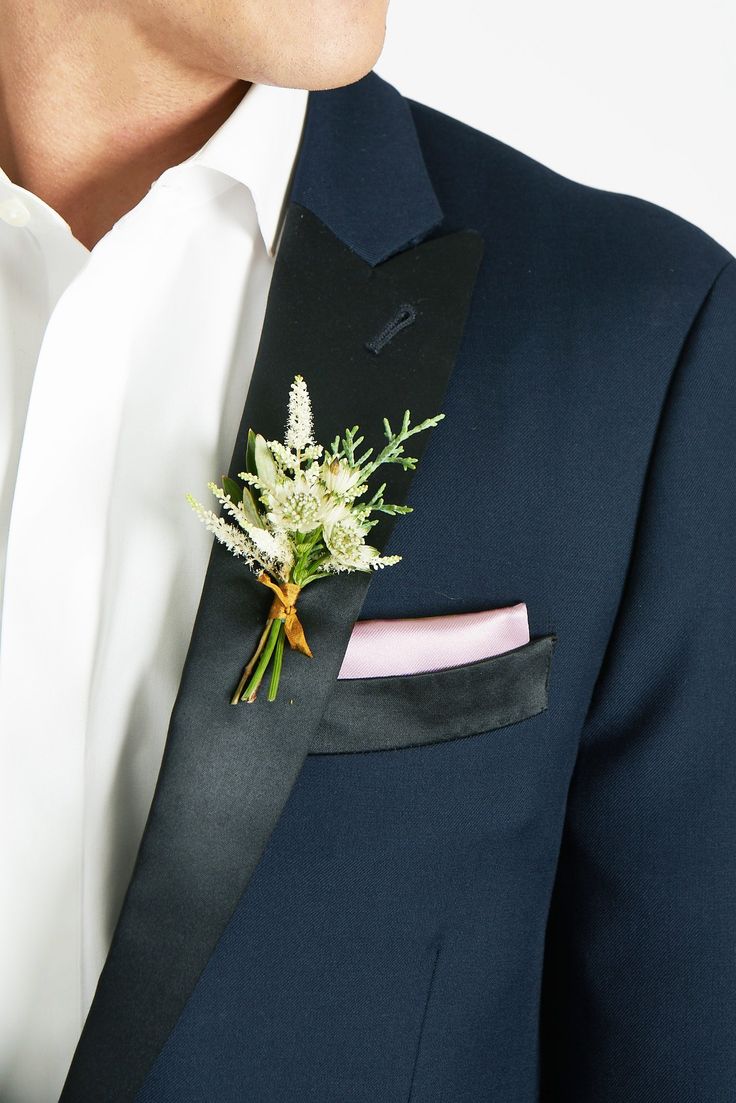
257, 572, 313, 658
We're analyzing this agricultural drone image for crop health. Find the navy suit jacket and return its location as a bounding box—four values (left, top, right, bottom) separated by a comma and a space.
60, 70, 736, 1102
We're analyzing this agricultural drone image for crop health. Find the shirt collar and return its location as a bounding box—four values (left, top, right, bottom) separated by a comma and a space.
160, 81, 309, 257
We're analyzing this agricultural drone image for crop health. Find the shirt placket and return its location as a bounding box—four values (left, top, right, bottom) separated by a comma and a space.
0, 180, 127, 1081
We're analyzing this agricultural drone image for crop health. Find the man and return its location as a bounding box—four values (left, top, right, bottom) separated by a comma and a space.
0, 1, 734, 1100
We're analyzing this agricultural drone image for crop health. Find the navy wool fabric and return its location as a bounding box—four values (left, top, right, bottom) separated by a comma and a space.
134, 73, 736, 1101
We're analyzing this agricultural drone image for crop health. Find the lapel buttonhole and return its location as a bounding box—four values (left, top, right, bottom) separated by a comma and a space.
365, 301, 418, 355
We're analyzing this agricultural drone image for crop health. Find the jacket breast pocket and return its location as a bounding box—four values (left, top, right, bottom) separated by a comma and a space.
309, 634, 557, 755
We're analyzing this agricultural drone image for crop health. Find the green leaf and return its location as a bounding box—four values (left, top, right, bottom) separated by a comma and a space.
245, 429, 258, 477
254, 433, 279, 489
240, 486, 265, 528
222, 476, 242, 506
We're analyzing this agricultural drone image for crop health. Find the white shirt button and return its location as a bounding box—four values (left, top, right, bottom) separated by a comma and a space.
0, 196, 31, 227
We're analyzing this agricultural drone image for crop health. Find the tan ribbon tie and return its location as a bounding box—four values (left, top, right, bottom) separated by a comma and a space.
257, 572, 313, 658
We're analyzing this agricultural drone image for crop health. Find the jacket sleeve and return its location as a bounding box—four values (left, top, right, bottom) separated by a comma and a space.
540, 256, 736, 1101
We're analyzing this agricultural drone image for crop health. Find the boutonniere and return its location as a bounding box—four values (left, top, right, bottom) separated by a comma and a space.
186, 375, 442, 703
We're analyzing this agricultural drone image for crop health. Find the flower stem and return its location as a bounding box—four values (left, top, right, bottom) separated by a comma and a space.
267, 621, 286, 701
231, 618, 274, 704
241, 617, 283, 702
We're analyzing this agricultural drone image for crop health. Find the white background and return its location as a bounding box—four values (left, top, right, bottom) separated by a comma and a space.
376, 0, 736, 256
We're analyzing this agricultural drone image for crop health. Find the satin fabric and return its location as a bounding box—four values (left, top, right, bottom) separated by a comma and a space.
338, 603, 530, 678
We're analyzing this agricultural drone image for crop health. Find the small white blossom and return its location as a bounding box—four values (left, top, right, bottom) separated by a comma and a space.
319, 458, 365, 499
318, 498, 354, 529
266, 471, 326, 533
301, 443, 324, 463
322, 515, 374, 570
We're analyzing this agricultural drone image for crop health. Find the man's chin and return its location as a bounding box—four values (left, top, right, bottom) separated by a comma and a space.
244, 9, 388, 93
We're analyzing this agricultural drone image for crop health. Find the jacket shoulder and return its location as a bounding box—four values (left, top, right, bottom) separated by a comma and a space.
406, 96, 733, 297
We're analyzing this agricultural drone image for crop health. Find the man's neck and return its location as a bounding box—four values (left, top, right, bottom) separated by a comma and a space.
0, 6, 249, 250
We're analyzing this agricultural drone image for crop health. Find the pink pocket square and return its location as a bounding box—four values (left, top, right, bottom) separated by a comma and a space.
337, 603, 530, 679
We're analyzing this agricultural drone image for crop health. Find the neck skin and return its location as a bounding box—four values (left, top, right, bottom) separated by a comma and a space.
0, 6, 249, 250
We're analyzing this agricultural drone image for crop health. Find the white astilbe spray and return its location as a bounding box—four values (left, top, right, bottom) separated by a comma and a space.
185, 496, 258, 565
206, 481, 263, 534
285, 374, 314, 452
203, 482, 294, 580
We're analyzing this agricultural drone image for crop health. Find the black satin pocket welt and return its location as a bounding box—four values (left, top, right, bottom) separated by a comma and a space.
309, 634, 557, 755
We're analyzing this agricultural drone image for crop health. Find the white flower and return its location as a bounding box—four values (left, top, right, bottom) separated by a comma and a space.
266, 471, 326, 533
323, 515, 373, 570
285, 374, 314, 453
318, 498, 354, 529
319, 458, 365, 499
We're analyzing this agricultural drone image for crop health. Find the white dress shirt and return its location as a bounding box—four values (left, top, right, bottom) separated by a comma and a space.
0, 80, 309, 1103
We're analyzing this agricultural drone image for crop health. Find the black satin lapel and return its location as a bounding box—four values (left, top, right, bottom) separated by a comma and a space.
60, 204, 484, 1103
